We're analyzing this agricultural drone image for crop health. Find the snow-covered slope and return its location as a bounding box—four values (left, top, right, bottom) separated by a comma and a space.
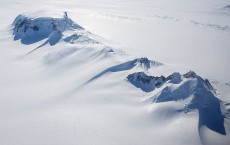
13, 12, 83, 45
0, 1, 230, 145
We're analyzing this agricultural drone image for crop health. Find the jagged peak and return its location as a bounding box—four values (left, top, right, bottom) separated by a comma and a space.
134, 57, 163, 70
183, 71, 197, 78
126, 70, 216, 94
150, 72, 225, 135
127, 72, 156, 92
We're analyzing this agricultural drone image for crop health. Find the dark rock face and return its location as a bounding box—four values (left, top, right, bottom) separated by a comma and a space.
63, 34, 81, 44
135, 57, 151, 69
127, 72, 156, 92
127, 72, 183, 92
155, 76, 166, 87
127, 72, 155, 84
183, 71, 197, 78
14, 17, 33, 33
63, 34, 99, 44
134, 57, 163, 70
32, 25, 39, 31
126, 72, 168, 92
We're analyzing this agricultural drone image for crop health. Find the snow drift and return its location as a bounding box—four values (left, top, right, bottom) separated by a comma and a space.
12, 13, 229, 138
0, 9, 228, 145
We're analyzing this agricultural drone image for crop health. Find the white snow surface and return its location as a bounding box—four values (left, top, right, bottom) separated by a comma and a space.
0, 0, 230, 145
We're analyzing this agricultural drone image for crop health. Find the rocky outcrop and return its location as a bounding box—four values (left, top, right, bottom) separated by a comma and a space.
63, 34, 99, 44
153, 71, 226, 135
127, 72, 156, 92
127, 72, 183, 92
12, 12, 84, 45
134, 57, 163, 70
127, 70, 226, 135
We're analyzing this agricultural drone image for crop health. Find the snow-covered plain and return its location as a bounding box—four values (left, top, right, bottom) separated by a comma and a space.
0, 0, 230, 145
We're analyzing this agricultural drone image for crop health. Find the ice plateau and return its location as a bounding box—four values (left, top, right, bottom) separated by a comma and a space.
0, 7, 229, 145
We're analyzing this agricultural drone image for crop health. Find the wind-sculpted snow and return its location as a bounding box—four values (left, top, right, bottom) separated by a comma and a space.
153, 72, 215, 103
3, 7, 229, 145
12, 12, 84, 45
127, 70, 226, 136
12, 12, 109, 56
12, 13, 126, 57
86, 58, 162, 85
152, 71, 226, 135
